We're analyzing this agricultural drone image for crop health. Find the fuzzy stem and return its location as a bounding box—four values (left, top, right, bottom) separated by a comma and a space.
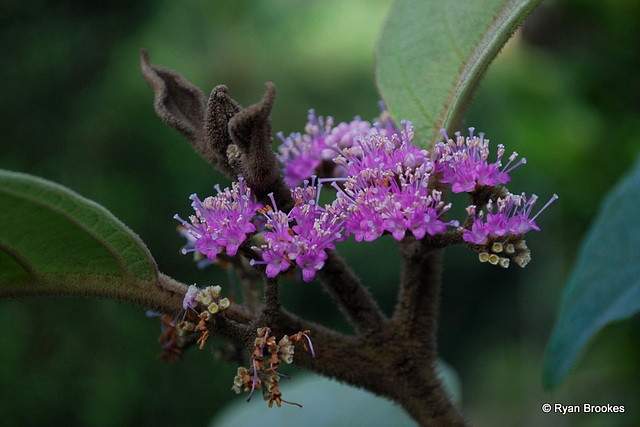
260, 277, 280, 325
152, 273, 191, 315
317, 250, 387, 338
389, 238, 466, 424
270, 309, 466, 426
392, 237, 442, 356
158, 273, 466, 425
219, 253, 262, 312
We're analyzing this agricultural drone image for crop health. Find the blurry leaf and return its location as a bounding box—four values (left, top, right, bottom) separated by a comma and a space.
436, 358, 463, 405
543, 157, 640, 389
0, 170, 158, 299
214, 374, 419, 426
376, 0, 542, 146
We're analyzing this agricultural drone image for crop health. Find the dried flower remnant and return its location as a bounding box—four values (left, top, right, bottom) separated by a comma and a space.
232, 327, 315, 408
157, 284, 231, 357
157, 315, 184, 361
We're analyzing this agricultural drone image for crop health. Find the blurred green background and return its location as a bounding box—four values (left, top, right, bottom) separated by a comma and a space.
1, 0, 639, 425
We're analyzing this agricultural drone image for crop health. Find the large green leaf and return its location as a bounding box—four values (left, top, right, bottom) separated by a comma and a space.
0, 170, 158, 299
376, 0, 542, 146
543, 158, 640, 389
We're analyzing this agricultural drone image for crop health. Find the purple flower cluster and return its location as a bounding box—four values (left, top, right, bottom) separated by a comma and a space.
332, 122, 457, 242
174, 177, 263, 260
462, 192, 559, 245
176, 108, 557, 279
433, 128, 527, 193
277, 106, 397, 188
251, 185, 345, 282
276, 110, 333, 188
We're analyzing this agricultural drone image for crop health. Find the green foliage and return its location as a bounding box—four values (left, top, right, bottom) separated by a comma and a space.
1, 0, 639, 425
376, 0, 542, 146
543, 157, 640, 389
0, 170, 157, 298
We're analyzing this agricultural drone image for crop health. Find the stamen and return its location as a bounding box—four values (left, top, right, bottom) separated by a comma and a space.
531, 193, 559, 221
302, 332, 316, 357
247, 359, 260, 402
271, 365, 292, 379
267, 192, 278, 212
503, 157, 527, 174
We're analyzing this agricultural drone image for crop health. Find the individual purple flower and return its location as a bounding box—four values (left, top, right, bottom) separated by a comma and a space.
294, 249, 329, 283
462, 205, 489, 244
321, 118, 372, 161
170, 284, 200, 326
174, 177, 263, 261
176, 225, 214, 269
256, 201, 295, 278
332, 186, 386, 242
433, 128, 527, 193
261, 243, 292, 278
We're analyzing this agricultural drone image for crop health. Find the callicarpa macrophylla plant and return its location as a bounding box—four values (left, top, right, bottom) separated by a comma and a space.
137, 37, 557, 422
7, 0, 640, 425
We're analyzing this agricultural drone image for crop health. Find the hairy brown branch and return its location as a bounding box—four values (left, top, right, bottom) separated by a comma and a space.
317, 250, 387, 339
150, 272, 191, 315
392, 237, 443, 358
216, 253, 261, 312
259, 277, 280, 326
157, 271, 465, 425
